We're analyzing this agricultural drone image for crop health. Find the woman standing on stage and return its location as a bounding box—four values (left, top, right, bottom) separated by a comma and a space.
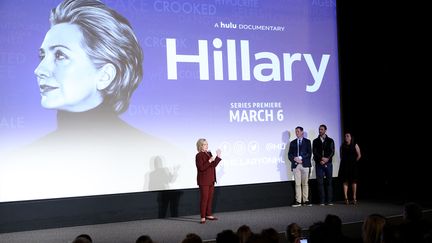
195, 138, 222, 224
339, 132, 362, 205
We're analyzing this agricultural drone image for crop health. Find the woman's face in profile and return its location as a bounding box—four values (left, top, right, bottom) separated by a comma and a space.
34, 23, 103, 112
202, 141, 208, 152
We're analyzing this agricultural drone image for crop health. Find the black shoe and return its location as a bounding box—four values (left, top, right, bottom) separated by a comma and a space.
326, 202, 334, 206
292, 201, 301, 207
304, 201, 312, 206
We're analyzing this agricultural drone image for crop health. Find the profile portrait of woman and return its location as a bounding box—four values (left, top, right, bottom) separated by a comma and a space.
0, 0, 183, 201
35, 0, 143, 139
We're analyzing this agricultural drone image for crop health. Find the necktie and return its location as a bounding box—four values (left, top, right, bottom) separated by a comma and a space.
298, 139, 301, 156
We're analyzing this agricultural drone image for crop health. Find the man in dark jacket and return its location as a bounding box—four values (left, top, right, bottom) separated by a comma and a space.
313, 124, 335, 205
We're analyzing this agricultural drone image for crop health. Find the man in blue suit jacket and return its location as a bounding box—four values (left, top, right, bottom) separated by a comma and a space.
288, 126, 312, 207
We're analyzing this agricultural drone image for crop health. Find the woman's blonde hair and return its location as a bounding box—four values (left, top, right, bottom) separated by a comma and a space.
362, 214, 386, 243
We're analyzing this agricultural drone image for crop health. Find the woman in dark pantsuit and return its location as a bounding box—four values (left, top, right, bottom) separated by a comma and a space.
195, 138, 221, 224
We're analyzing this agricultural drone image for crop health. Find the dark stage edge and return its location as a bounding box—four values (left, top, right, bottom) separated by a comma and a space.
0, 200, 426, 243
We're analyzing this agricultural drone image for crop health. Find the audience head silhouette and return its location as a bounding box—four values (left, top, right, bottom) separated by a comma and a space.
135, 234, 153, 243
286, 223, 302, 243
72, 234, 92, 243
216, 229, 239, 243
362, 214, 386, 243
181, 233, 203, 243
237, 224, 252, 243
261, 228, 279, 243
403, 202, 422, 222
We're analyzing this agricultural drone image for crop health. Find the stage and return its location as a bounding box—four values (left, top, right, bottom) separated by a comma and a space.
1, 200, 423, 243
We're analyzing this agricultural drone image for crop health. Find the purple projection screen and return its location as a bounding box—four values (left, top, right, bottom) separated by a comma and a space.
0, 0, 340, 202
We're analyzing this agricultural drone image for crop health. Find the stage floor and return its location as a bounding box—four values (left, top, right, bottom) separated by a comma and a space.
0, 200, 414, 243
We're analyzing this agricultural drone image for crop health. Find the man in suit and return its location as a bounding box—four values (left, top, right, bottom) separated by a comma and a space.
288, 126, 312, 207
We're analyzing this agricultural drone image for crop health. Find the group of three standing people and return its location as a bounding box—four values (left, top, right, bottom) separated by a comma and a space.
288, 125, 362, 207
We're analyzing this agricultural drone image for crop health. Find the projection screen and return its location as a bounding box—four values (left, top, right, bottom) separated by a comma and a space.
0, 0, 341, 202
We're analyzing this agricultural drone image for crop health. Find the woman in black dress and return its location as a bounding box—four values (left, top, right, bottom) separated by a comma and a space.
339, 132, 361, 205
